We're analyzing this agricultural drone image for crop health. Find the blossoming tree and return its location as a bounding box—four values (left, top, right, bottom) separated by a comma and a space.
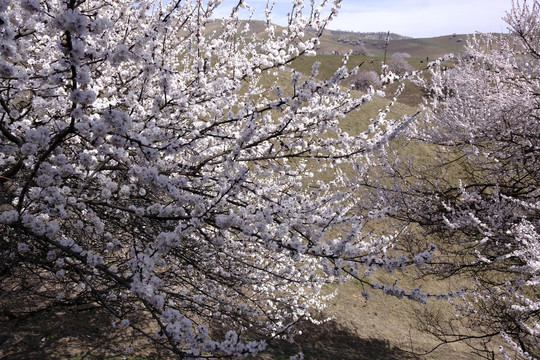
0, 0, 425, 357
357, 1, 540, 358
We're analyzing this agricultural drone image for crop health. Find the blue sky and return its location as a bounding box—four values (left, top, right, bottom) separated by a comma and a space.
211, 0, 512, 38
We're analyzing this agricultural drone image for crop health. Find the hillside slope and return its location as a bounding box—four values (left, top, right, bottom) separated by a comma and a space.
206, 19, 467, 59
318, 28, 467, 58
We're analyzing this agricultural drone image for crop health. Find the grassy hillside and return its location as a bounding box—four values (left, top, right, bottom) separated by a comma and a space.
206, 19, 467, 60
218, 20, 465, 110
383, 35, 466, 58
318, 32, 466, 58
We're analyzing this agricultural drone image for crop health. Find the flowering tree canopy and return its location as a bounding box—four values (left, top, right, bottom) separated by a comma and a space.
358, 1, 540, 358
0, 0, 424, 357
5, 0, 538, 358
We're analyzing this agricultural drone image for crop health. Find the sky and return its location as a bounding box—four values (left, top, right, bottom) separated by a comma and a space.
211, 0, 512, 38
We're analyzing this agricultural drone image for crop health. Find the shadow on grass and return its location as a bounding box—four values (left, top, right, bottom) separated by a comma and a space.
0, 304, 165, 360
259, 319, 418, 360
1, 306, 416, 360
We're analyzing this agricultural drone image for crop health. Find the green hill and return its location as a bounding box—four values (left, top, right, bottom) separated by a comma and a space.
318, 29, 467, 58
206, 19, 467, 60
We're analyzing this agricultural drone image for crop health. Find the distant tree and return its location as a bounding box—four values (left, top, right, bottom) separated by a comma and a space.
351, 43, 368, 56
350, 71, 381, 92
393, 52, 411, 58
387, 52, 414, 75
358, 1, 540, 358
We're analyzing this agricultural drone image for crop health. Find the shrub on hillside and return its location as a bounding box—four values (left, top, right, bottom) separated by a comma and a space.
388, 52, 414, 75
351, 43, 368, 56
350, 71, 382, 92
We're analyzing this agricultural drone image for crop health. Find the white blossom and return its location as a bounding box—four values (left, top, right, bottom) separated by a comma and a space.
0, 0, 428, 357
